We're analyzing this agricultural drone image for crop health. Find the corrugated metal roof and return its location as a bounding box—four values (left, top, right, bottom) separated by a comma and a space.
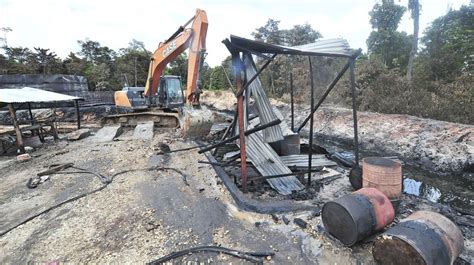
0, 87, 82, 103
239, 130, 304, 195
280, 155, 337, 170
227, 35, 354, 57
244, 53, 284, 143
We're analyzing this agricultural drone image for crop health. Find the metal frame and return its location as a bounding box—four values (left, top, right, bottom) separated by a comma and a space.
223, 38, 362, 191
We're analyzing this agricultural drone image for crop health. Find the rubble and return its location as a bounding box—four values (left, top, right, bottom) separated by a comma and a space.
16, 153, 31, 162
0, 90, 472, 264
67, 128, 92, 141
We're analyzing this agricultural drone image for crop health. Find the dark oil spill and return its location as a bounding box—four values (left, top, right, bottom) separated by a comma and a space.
314, 136, 474, 214
403, 166, 474, 214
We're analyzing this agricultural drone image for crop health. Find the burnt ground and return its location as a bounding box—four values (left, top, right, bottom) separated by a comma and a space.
0, 127, 371, 264
0, 90, 472, 263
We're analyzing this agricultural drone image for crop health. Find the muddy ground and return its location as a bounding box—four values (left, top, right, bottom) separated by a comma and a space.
0, 91, 472, 263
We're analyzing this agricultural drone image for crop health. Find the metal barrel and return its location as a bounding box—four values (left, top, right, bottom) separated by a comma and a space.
373, 211, 464, 265
321, 187, 395, 246
362, 157, 402, 201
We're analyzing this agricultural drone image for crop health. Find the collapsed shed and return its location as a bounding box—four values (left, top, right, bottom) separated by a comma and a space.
212, 35, 361, 194
0, 87, 82, 153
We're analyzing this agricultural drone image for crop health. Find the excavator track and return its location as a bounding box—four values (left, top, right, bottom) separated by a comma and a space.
102, 107, 213, 139
102, 110, 180, 128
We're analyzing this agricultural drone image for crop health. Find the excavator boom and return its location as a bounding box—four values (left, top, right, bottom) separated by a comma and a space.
110, 9, 213, 139
144, 9, 208, 105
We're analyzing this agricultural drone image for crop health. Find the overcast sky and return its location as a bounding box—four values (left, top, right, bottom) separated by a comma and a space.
0, 0, 470, 66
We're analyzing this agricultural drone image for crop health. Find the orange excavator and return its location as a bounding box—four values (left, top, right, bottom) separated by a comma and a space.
108, 9, 213, 137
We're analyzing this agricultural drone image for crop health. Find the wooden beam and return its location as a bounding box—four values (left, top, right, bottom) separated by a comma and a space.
75, 99, 81, 129
7, 103, 25, 154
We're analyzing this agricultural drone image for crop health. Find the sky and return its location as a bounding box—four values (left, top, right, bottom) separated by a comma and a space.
0, 0, 470, 66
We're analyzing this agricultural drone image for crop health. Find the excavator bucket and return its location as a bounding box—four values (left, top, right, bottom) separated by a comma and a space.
180, 106, 214, 139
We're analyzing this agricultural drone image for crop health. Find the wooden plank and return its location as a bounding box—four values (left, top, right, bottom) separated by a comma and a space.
7, 103, 25, 153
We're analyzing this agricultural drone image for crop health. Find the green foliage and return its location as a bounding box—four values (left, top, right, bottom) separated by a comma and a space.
367, 30, 412, 69
115, 40, 151, 87
367, 0, 411, 69
164, 53, 188, 84
251, 19, 323, 97
252, 19, 284, 45
284, 23, 322, 46
419, 5, 474, 81
200, 56, 233, 91
369, 0, 406, 31
355, 4, 474, 124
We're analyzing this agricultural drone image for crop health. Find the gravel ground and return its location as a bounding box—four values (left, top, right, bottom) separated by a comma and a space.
0, 94, 472, 263
0, 127, 371, 264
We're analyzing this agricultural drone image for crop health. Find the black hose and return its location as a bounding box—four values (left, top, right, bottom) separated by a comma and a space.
1, 166, 189, 237
147, 245, 274, 264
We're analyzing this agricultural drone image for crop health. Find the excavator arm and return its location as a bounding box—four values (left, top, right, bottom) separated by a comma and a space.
144, 9, 208, 105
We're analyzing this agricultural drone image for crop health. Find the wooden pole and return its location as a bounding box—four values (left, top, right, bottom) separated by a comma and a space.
74, 99, 81, 129
233, 53, 248, 193
350, 60, 360, 166
27, 102, 34, 125
7, 103, 25, 154
307, 57, 315, 187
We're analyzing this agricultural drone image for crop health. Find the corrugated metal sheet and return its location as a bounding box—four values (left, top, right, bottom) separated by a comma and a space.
272, 106, 295, 137
240, 132, 304, 195
0, 87, 81, 103
292, 39, 352, 56
228, 35, 354, 57
244, 53, 284, 143
280, 155, 337, 170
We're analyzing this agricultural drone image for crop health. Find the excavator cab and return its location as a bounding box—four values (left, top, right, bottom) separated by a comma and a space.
157, 75, 185, 109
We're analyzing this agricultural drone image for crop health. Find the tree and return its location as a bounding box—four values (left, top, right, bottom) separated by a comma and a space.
418, 5, 474, 81
76, 39, 117, 90
2, 47, 35, 73
251, 20, 324, 96
33, 47, 62, 74
116, 39, 151, 87
252, 19, 284, 45
284, 23, 322, 46
77, 39, 116, 65
367, 0, 411, 69
165, 53, 188, 82
63, 52, 87, 75
0, 27, 12, 47
406, 0, 420, 82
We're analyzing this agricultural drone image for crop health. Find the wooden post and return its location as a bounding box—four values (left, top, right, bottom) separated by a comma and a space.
7, 103, 25, 154
51, 107, 59, 140
233, 53, 248, 193
74, 99, 81, 129
350, 59, 360, 166
307, 57, 315, 187
27, 102, 35, 125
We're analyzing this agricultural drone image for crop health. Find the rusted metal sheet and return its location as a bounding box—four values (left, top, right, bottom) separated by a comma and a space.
240, 132, 304, 195
280, 154, 337, 169
243, 53, 283, 143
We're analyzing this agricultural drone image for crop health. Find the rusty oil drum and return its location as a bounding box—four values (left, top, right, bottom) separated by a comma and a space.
362, 157, 402, 204
321, 187, 395, 246
373, 211, 464, 265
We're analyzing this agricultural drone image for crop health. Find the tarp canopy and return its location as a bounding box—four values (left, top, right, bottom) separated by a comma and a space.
225, 35, 355, 58
0, 87, 82, 104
